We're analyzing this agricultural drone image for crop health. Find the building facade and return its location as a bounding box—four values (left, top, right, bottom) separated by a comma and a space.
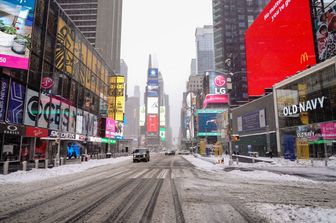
212, 0, 269, 104
0, 0, 116, 164
195, 25, 215, 75
56, 0, 123, 72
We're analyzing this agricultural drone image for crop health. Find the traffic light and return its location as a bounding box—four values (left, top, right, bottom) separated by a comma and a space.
231, 134, 240, 142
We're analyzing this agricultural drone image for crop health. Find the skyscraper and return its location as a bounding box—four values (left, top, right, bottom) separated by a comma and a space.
190, 58, 197, 75
195, 25, 215, 75
212, 0, 269, 104
56, 0, 123, 72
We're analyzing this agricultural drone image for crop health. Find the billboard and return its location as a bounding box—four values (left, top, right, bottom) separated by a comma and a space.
314, 3, 336, 62
237, 109, 266, 132
148, 68, 158, 78
160, 106, 165, 126
139, 105, 145, 126
7, 81, 25, 124
160, 127, 166, 141
245, 0, 316, 96
147, 97, 158, 114
0, 0, 36, 70
147, 85, 159, 97
105, 118, 116, 138
197, 109, 224, 136
0, 77, 9, 121
147, 114, 158, 133
115, 120, 123, 139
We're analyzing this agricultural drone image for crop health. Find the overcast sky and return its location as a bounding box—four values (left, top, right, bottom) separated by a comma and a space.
121, 0, 213, 142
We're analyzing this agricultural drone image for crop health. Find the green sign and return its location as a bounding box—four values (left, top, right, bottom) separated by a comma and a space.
102, 138, 116, 144
197, 132, 220, 136
160, 127, 166, 141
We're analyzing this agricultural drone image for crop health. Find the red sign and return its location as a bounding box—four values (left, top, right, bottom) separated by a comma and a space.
147, 114, 158, 133
245, 0, 316, 96
214, 75, 226, 87
203, 94, 229, 108
41, 77, 54, 90
25, 126, 48, 137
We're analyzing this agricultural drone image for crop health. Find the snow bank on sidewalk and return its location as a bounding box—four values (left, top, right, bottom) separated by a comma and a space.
248, 203, 336, 223
0, 156, 131, 184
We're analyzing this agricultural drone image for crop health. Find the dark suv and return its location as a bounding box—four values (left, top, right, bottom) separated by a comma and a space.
133, 149, 150, 162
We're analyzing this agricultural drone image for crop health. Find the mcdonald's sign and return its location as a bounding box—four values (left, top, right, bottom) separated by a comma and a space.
300, 52, 309, 64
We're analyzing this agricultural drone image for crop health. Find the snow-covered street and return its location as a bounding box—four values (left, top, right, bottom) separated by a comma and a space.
0, 154, 335, 222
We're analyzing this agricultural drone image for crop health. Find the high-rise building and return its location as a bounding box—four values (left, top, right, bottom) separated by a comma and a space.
56, 0, 123, 72
212, 0, 269, 104
195, 25, 215, 75
133, 85, 140, 98
124, 97, 140, 144
187, 75, 204, 93
190, 58, 197, 75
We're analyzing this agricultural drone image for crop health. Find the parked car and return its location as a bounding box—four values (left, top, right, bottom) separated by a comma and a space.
133, 149, 150, 162
165, 150, 176, 155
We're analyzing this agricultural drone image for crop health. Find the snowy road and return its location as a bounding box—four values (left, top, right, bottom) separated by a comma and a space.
0, 154, 335, 222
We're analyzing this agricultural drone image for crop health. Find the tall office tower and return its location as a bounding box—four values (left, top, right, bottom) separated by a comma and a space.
124, 97, 140, 142
212, 0, 269, 104
133, 85, 140, 98
195, 25, 215, 75
56, 0, 123, 72
190, 58, 197, 75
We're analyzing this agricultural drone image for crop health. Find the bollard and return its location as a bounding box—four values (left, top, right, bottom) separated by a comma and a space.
311, 159, 314, 167
325, 159, 328, 167
236, 158, 239, 165
54, 158, 57, 167
252, 157, 255, 163
45, 159, 48, 169
35, 159, 39, 169
3, 161, 9, 175
60, 157, 64, 165
22, 161, 27, 172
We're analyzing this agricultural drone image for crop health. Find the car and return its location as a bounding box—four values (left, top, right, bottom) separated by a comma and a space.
133, 149, 150, 162
165, 150, 176, 155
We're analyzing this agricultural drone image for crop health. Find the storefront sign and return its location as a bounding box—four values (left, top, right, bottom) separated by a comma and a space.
88, 136, 101, 143
48, 130, 75, 139
25, 126, 48, 137
0, 77, 9, 121
320, 122, 336, 140
75, 134, 86, 141
41, 77, 54, 90
0, 123, 24, 135
102, 138, 116, 144
282, 96, 326, 116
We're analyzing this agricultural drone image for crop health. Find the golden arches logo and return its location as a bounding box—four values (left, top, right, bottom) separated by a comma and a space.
300, 52, 309, 64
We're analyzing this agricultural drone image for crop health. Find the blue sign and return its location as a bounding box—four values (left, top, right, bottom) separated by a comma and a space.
0, 77, 9, 121
197, 112, 219, 136
147, 80, 159, 86
7, 81, 25, 124
148, 68, 159, 78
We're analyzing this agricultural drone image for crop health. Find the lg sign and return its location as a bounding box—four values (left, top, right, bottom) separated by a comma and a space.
214, 75, 226, 95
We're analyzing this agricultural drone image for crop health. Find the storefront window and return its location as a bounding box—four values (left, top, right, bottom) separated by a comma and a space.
35, 138, 47, 160
2, 134, 21, 161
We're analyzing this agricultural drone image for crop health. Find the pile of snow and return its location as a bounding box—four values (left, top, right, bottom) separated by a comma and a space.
183, 155, 224, 172
248, 203, 336, 223
0, 156, 131, 184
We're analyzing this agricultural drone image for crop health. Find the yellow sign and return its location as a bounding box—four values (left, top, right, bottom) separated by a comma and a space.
115, 96, 124, 121
300, 52, 309, 64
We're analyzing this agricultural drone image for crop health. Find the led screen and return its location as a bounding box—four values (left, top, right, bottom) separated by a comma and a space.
245, 0, 316, 96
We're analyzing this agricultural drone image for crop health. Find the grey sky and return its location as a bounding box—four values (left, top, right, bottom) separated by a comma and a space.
121, 0, 213, 142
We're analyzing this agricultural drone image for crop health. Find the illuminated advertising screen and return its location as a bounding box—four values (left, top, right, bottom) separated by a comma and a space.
245, 0, 316, 96
147, 114, 158, 133
147, 84, 159, 97
0, 0, 36, 70
314, 3, 336, 62
105, 118, 116, 138
197, 109, 224, 136
160, 127, 166, 141
115, 120, 124, 139
148, 68, 158, 78
160, 106, 165, 126
147, 97, 158, 114
115, 76, 125, 121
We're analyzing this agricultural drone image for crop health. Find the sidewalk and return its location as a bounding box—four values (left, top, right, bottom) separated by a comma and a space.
193, 154, 336, 182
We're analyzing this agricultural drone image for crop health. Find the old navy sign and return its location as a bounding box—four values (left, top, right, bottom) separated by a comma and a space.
48, 130, 75, 139
282, 96, 326, 116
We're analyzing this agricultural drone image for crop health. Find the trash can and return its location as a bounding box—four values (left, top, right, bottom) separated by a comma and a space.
106, 153, 112, 158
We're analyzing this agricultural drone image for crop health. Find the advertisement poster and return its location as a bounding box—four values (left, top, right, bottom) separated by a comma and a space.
147, 114, 158, 133
24, 88, 38, 126
7, 81, 25, 124
76, 109, 83, 134
0, 0, 36, 70
148, 68, 158, 78
68, 106, 76, 133
160, 127, 166, 141
82, 111, 89, 135
49, 97, 61, 130
147, 85, 159, 97
34, 140, 47, 160
147, 97, 158, 114
0, 77, 9, 121
115, 96, 124, 121
105, 118, 116, 138
115, 120, 123, 139
197, 109, 224, 136
245, 0, 316, 96
60, 102, 70, 132
208, 71, 227, 96
38, 93, 50, 128
238, 109, 266, 132
320, 121, 336, 140
314, 3, 336, 62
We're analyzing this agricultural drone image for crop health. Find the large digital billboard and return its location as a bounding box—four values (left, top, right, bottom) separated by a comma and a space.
245, 0, 316, 96
147, 114, 158, 133
148, 68, 158, 78
147, 97, 158, 114
160, 106, 165, 126
197, 109, 224, 136
0, 0, 36, 70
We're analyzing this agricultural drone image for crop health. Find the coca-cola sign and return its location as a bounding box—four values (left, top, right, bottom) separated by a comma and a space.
41, 77, 54, 90
26, 126, 48, 137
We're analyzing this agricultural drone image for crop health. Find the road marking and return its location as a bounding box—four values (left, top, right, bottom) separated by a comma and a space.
157, 169, 168, 179
129, 169, 149, 179
143, 169, 160, 178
